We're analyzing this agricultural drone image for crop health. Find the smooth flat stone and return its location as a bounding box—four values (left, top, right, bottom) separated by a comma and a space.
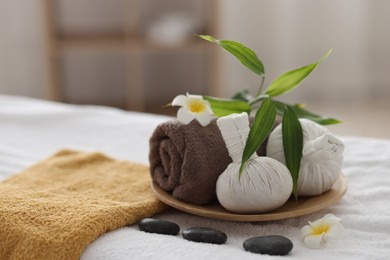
182, 227, 227, 244
243, 235, 293, 255
138, 218, 180, 235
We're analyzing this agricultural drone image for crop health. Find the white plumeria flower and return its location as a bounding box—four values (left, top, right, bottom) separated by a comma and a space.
171, 93, 214, 127
301, 214, 345, 249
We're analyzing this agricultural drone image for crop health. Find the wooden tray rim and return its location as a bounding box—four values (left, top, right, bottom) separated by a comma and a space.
152, 174, 348, 222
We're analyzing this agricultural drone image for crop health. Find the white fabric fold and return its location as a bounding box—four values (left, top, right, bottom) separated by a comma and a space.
0, 94, 389, 260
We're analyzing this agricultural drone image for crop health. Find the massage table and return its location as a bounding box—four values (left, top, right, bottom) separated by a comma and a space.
0, 94, 389, 260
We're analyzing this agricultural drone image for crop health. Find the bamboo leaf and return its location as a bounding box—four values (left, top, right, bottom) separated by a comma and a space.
231, 90, 253, 102
282, 106, 303, 200
197, 35, 216, 42
204, 96, 251, 117
291, 104, 342, 125
219, 40, 265, 76
248, 94, 269, 106
197, 34, 265, 76
272, 100, 287, 115
266, 50, 332, 97
239, 98, 276, 175
273, 100, 342, 125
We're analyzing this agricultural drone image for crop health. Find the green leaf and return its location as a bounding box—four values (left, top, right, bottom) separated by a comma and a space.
272, 100, 287, 115
282, 106, 303, 200
197, 34, 265, 76
239, 98, 276, 176
292, 104, 342, 125
248, 94, 269, 106
273, 100, 342, 125
197, 35, 217, 42
265, 49, 332, 97
231, 90, 253, 102
204, 96, 251, 117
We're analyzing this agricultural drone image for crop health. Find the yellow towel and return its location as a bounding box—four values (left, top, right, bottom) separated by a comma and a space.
0, 150, 167, 260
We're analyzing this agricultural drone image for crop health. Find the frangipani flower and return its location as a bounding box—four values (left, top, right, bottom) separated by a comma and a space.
172, 93, 214, 126
301, 214, 345, 249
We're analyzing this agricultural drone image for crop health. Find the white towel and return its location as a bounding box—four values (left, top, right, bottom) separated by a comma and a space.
0, 95, 389, 260
80, 137, 390, 260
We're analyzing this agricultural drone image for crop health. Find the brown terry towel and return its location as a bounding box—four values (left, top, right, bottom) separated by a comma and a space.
0, 150, 166, 260
149, 119, 277, 205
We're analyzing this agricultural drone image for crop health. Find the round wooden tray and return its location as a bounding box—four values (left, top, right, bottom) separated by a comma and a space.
152, 174, 348, 222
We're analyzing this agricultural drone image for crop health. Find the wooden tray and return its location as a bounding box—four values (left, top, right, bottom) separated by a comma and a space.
152, 174, 348, 222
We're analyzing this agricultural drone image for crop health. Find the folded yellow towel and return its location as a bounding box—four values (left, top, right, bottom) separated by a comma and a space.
0, 150, 167, 260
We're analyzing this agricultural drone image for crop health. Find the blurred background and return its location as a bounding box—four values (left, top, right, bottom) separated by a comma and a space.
0, 0, 389, 139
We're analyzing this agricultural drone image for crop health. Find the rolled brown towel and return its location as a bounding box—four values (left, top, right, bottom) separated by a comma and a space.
149, 119, 279, 205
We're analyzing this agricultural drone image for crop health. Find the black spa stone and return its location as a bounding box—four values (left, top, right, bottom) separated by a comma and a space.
243, 235, 293, 256
182, 227, 227, 244
138, 218, 180, 235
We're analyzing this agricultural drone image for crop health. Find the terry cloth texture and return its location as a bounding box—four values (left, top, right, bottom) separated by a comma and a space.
149, 119, 278, 205
0, 150, 166, 260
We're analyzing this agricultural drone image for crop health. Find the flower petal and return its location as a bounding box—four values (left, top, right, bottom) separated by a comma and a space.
177, 107, 195, 125
309, 218, 324, 227
195, 111, 213, 126
172, 95, 188, 107
322, 214, 342, 225
301, 224, 313, 239
304, 234, 325, 249
186, 93, 203, 100
203, 100, 214, 114
327, 222, 345, 237
301, 214, 344, 249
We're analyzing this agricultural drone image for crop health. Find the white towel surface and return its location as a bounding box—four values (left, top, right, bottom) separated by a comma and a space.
0, 95, 389, 260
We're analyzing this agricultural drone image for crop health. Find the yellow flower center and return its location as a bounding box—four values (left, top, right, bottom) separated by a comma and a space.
310, 224, 330, 235
188, 99, 206, 113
